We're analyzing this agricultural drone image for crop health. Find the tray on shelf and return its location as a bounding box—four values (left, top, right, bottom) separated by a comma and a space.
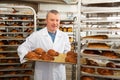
81, 71, 120, 79
81, 53, 120, 61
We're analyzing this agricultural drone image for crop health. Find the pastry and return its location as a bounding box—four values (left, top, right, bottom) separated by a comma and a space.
34, 48, 46, 55
67, 27, 72, 32
66, 51, 77, 57
47, 49, 59, 56
41, 53, 54, 61
65, 56, 77, 63
25, 51, 41, 59
65, 51, 77, 63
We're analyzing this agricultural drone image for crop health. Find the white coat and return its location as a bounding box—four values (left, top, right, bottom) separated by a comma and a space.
17, 27, 71, 80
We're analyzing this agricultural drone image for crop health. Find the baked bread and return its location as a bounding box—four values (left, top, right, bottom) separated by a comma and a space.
83, 50, 100, 55
8, 17, 13, 20
0, 54, 6, 58
26, 22, 34, 26
24, 28, 33, 33
11, 29, 18, 32
47, 49, 59, 56
0, 23, 5, 26
21, 17, 28, 20
15, 34, 23, 38
101, 51, 118, 59
25, 51, 41, 59
0, 35, 5, 38
41, 53, 54, 61
12, 23, 19, 26
67, 27, 72, 32
67, 51, 77, 57
0, 41, 4, 45
81, 76, 95, 80
83, 35, 108, 39
86, 59, 99, 66
87, 43, 110, 49
9, 41, 18, 45
106, 62, 116, 68
65, 51, 77, 64
65, 56, 77, 63
0, 48, 3, 51
97, 68, 113, 75
34, 48, 46, 55
23, 76, 30, 80
81, 67, 95, 73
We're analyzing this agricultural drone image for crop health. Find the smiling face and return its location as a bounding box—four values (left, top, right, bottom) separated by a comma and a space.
46, 12, 60, 33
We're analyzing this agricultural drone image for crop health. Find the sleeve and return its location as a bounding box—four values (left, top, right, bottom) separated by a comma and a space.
17, 32, 37, 63
64, 33, 71, 53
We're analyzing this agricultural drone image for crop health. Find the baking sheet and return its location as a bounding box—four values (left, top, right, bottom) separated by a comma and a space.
25, 54, 76, 64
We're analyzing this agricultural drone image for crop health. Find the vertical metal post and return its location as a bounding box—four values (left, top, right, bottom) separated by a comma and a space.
76, 0, 81, 80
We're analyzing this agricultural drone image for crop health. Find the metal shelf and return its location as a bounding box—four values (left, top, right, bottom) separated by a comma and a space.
0, 5, 36, 80
78, 0, 120, 80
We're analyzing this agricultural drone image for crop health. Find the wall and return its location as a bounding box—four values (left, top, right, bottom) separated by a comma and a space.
37, 3, 78, 20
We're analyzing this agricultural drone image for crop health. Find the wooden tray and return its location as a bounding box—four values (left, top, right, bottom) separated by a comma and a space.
25, 54, 76, 64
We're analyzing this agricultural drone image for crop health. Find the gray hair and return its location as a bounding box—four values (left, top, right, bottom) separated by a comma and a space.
46, 10, 59, 18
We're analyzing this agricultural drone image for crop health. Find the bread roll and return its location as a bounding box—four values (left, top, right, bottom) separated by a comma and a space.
25, 51, 41, 59
47, 49, 59, 56
34, 48, 46, 55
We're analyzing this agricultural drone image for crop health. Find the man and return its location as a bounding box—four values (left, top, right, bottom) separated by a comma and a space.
17, 10, 71, 80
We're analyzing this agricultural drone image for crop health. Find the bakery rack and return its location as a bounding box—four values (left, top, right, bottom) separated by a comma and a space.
77, 0, 120, 80
0, 5, 36, 80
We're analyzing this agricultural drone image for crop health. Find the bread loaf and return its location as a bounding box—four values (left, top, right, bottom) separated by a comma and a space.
83, 35, 108, 39
87, 43, 110, 49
